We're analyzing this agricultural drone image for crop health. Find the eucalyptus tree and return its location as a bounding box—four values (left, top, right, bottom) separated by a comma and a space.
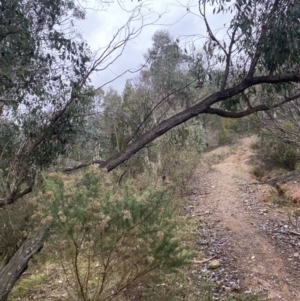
1, 0, 92, 205
0, 0, 153, 299
144, 30, 198, 116
97, 88, 127, 155
86, 31, 202, 176
0, 0, 91, 296
126, 31, 205, 169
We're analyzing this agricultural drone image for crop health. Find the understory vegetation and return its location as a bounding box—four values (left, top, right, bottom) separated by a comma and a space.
6, 148, 199, 301
251, 110, 300, 177
11, 168, 193, 301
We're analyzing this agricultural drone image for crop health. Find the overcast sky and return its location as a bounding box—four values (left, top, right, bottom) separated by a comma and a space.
76, 0, 230, 93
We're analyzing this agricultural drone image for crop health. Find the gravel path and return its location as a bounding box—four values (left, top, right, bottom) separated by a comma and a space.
187, 136, 300, 300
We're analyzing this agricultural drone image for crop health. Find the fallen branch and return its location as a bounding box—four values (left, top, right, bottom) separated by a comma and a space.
265, 171, 300, 187
190, 253, 224, 264
278, 230, 300, 237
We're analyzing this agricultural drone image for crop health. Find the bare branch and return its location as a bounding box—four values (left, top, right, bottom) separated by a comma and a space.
198, 1, 227, 56
0, 186, 33, 207
204, 91, 300, 118
220, 26, 238, 91
64, 159, 105, 174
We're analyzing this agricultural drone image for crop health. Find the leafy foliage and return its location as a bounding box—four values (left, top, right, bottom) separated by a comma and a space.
256, 127, 298, 171
0, 0, 88, 109
0, 0, 95, 209
36, 168, 193, 301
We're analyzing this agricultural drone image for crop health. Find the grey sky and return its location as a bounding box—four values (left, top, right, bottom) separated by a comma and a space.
76, 0, 230, 93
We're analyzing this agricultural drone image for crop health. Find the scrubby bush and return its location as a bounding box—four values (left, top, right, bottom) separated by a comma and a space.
36, 167, 193, 301
219, 125, 228, 145
222, 118, 239, 132
252, 132, 298, 172
269, 141, 297, 170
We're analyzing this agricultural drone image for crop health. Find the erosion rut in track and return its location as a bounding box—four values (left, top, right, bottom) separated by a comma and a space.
191, 136, 300, 300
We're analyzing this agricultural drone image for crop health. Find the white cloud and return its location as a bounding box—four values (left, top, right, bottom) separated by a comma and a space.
76, 0, 230, 93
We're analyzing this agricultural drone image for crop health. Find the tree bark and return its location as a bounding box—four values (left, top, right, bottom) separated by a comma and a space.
0, 224, 50, 301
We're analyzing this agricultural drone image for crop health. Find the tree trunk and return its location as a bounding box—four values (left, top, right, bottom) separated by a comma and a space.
0, 224, 50, 301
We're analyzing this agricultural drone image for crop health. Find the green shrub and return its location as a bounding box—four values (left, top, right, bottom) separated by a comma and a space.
251, 166, 265, 178
219, 125, 228, 145
160, 147, 200, 195
37, 167, 193, 301
253, 133, 298, 171
269, 141, 297, 170
222, 118, 239, 132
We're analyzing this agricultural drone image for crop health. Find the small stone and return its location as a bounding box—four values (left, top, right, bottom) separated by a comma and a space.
208, 259, 221, 269
294, 252, 299, 257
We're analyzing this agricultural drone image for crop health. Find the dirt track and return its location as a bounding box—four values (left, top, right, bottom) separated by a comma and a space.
191, 136, 300, 300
